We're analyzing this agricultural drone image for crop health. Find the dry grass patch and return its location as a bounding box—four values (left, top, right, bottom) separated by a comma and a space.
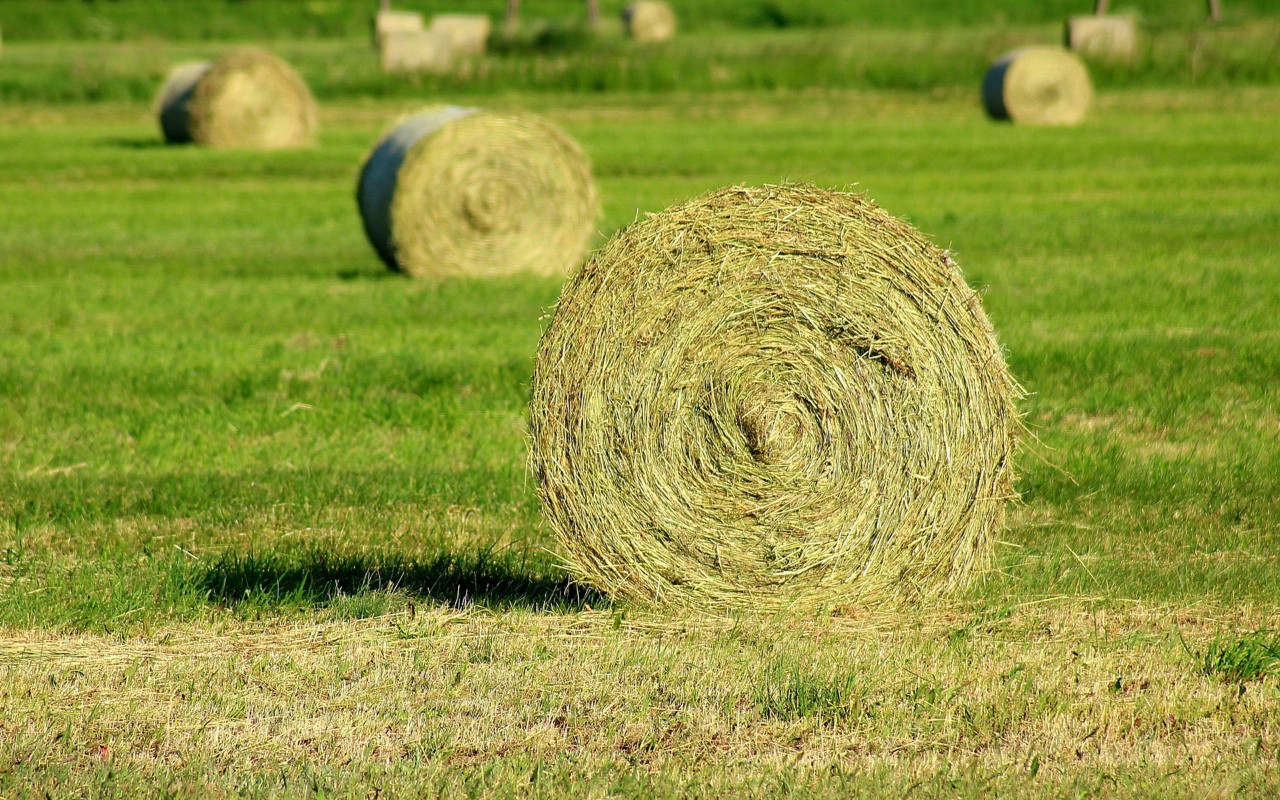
2, 601, 1278, 794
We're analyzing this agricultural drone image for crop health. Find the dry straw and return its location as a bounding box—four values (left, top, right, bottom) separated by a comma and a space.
530, 184, 1019, 612
355, 107, 597, 278
982, 46, 1092, 126
623, 1, 677, 42
156, 49, 317, 148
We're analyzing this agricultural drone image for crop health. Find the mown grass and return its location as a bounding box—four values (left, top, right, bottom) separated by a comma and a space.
1, 62, 1279, 798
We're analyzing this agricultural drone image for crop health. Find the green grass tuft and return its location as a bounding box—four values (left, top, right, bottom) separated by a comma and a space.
754, 658, 864, 721
1194, 630, 1280, 683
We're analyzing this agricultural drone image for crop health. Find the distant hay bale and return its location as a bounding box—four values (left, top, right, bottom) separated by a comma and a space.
156, 49, 317, 148
982, 46, 1092, 126
1065, 15, 1137, 62
380, 30, 453, 73
373, 9, 425, 48
623, 1, 677, 43
355, 107, 597, 278
429, 14, 491, 56
529, 184, 1019, 611
379, 15, 490, 74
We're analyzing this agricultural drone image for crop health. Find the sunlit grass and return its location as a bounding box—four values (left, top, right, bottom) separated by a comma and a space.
1, 80, 1278, 796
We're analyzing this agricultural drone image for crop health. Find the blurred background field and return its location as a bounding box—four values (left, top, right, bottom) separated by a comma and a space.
1, 1, 1279, 102
4, 0, 1279, 38
1, 1, 1279, 796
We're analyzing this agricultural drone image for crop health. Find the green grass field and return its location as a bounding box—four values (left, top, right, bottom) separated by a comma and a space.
2, 17, 1280, 800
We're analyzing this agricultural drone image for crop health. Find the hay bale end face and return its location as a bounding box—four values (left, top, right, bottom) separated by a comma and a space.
156, 49, 317, 148
1065, 15, 1137, 62
982, 46, 1092, 126
355, 107, 597, 278
623, 1, 677, 43
530, 184, 1019, 611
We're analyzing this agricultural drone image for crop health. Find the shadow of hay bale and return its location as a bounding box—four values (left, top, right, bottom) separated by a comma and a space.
198, 549, 605, 612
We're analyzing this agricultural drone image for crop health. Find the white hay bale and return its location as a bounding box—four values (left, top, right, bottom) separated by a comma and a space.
355, 107, 597, 278
982, 46, 1093, 126
374, 10, 425, 48
380, 15, 490, 74
380, 29, 455, 73
623, 1, 677, 43
1065, 15, 1137, 62
429, 14, 491, 57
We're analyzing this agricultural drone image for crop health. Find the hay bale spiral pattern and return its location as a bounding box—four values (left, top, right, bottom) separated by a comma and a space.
156, 49, 317, 149
530, 184, 1018, 611
982, 46, 1092, 126
356, 107, 597, 278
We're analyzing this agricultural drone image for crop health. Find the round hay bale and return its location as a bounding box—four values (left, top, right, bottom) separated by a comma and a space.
355, 107, 597, 278
982, 46, 1092, 126
530, 184, 1019, 611
156, 49, 317, 148
622, 1, 676, 43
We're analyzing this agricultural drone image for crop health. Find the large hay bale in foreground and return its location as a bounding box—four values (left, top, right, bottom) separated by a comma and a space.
1065, 15, 1137, 62
623, 1, 676, 43
156, 49, 316, 148
982, 46, 1092, 126
530, 184, 1019, 611
355, 107, 597, 278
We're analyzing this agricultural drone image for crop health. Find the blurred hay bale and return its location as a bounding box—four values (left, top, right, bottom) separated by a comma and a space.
155, 49, 316, 148
982, 46, 1092, 126
373, 9, 425, 48
623, 1, 676, 43
380, 14, 491, 74
1065, 15, 1137, 62
529, 183, 1019, 611
429, 14, 491, 56
355, 107, 597, 278
380, 29, 453, 73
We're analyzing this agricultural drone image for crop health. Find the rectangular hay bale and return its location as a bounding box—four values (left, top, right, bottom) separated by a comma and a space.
428, 14, 492, 57
374, 10, 425, 48
1065, 15, 1137, 62
380, 29, 454, 73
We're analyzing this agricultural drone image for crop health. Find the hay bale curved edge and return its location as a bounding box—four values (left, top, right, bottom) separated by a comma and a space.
530, 183, 1020, 611
982, 46, 1092, 126
355, 107, 597, 278
156, 49, 317, 148
157, 62, 212, 145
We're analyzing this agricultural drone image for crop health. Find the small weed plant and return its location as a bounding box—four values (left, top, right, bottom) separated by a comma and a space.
1194, 630, 1280, 683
